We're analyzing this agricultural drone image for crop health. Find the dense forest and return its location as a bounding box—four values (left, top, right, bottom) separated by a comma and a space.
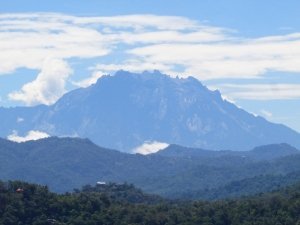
1, 180, 300, 225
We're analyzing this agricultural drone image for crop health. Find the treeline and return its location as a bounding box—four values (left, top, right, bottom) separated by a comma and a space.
1, 180, 300, 225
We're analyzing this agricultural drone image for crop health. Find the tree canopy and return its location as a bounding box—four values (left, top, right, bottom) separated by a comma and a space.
1, 180, 300, 225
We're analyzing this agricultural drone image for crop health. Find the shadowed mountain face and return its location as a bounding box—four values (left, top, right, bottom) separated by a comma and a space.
1, 70, 300, 152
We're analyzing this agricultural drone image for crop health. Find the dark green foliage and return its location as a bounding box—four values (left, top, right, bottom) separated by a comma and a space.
1, 180, 300, 225
78, 182, 163, 204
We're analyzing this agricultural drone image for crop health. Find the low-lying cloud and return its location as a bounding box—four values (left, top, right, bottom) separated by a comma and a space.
7, 130, 50, 143
133, 141, 169, 155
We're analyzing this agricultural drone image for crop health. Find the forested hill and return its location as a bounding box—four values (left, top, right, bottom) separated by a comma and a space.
1, 137, 300, 200
1, 180, 300, 225
156, 143, 299, 161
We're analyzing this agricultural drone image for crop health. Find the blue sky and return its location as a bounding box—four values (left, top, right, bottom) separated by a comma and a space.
1, 0, 300, 132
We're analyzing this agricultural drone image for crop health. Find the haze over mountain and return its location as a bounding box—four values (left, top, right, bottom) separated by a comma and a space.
1, 70, 300, 152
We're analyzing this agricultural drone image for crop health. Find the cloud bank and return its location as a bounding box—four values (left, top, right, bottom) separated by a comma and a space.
0, 13, 300, 104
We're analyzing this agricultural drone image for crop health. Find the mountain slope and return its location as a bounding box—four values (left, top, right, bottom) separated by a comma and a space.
1, 70, 300, 152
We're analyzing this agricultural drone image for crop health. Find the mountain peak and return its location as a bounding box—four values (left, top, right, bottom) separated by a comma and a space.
1, 70, 300, 152
97, 70, 206, 88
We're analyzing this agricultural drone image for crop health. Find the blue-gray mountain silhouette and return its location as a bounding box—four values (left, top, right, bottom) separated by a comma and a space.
1, 136, 300, 198
0, 70, 300, 152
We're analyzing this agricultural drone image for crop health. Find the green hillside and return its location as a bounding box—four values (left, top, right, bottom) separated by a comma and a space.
1, 180, 300, 225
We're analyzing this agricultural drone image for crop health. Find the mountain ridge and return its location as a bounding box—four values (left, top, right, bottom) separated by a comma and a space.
1, 70, 300, 152
157, 142, 299, 161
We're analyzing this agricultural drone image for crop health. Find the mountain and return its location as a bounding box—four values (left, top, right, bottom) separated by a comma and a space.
1, 137, 300, 199
1, 70, 300, 152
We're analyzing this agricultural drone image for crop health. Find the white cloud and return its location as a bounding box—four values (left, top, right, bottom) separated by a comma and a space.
1, 13, 225, 105
128, 37, 300, 80
0, 16, 110, 74
72, 71, 107, 88
1, 13, 300, 103
0, 13, 221, 75
214, 83, 300, 100
261, 109, 273, 118
1, 13, 300, 81
9, 58, 72, 105
17, 117, 24, 123
93, 61, 176, 76
220, 94, 236, 104
133, 141, 169, 155
68, 14, 201, 30
7, 130, 50, 143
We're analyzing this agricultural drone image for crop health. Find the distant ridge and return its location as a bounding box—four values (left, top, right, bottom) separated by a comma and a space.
157, 143, 299, 161
1, 136, 300, 199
